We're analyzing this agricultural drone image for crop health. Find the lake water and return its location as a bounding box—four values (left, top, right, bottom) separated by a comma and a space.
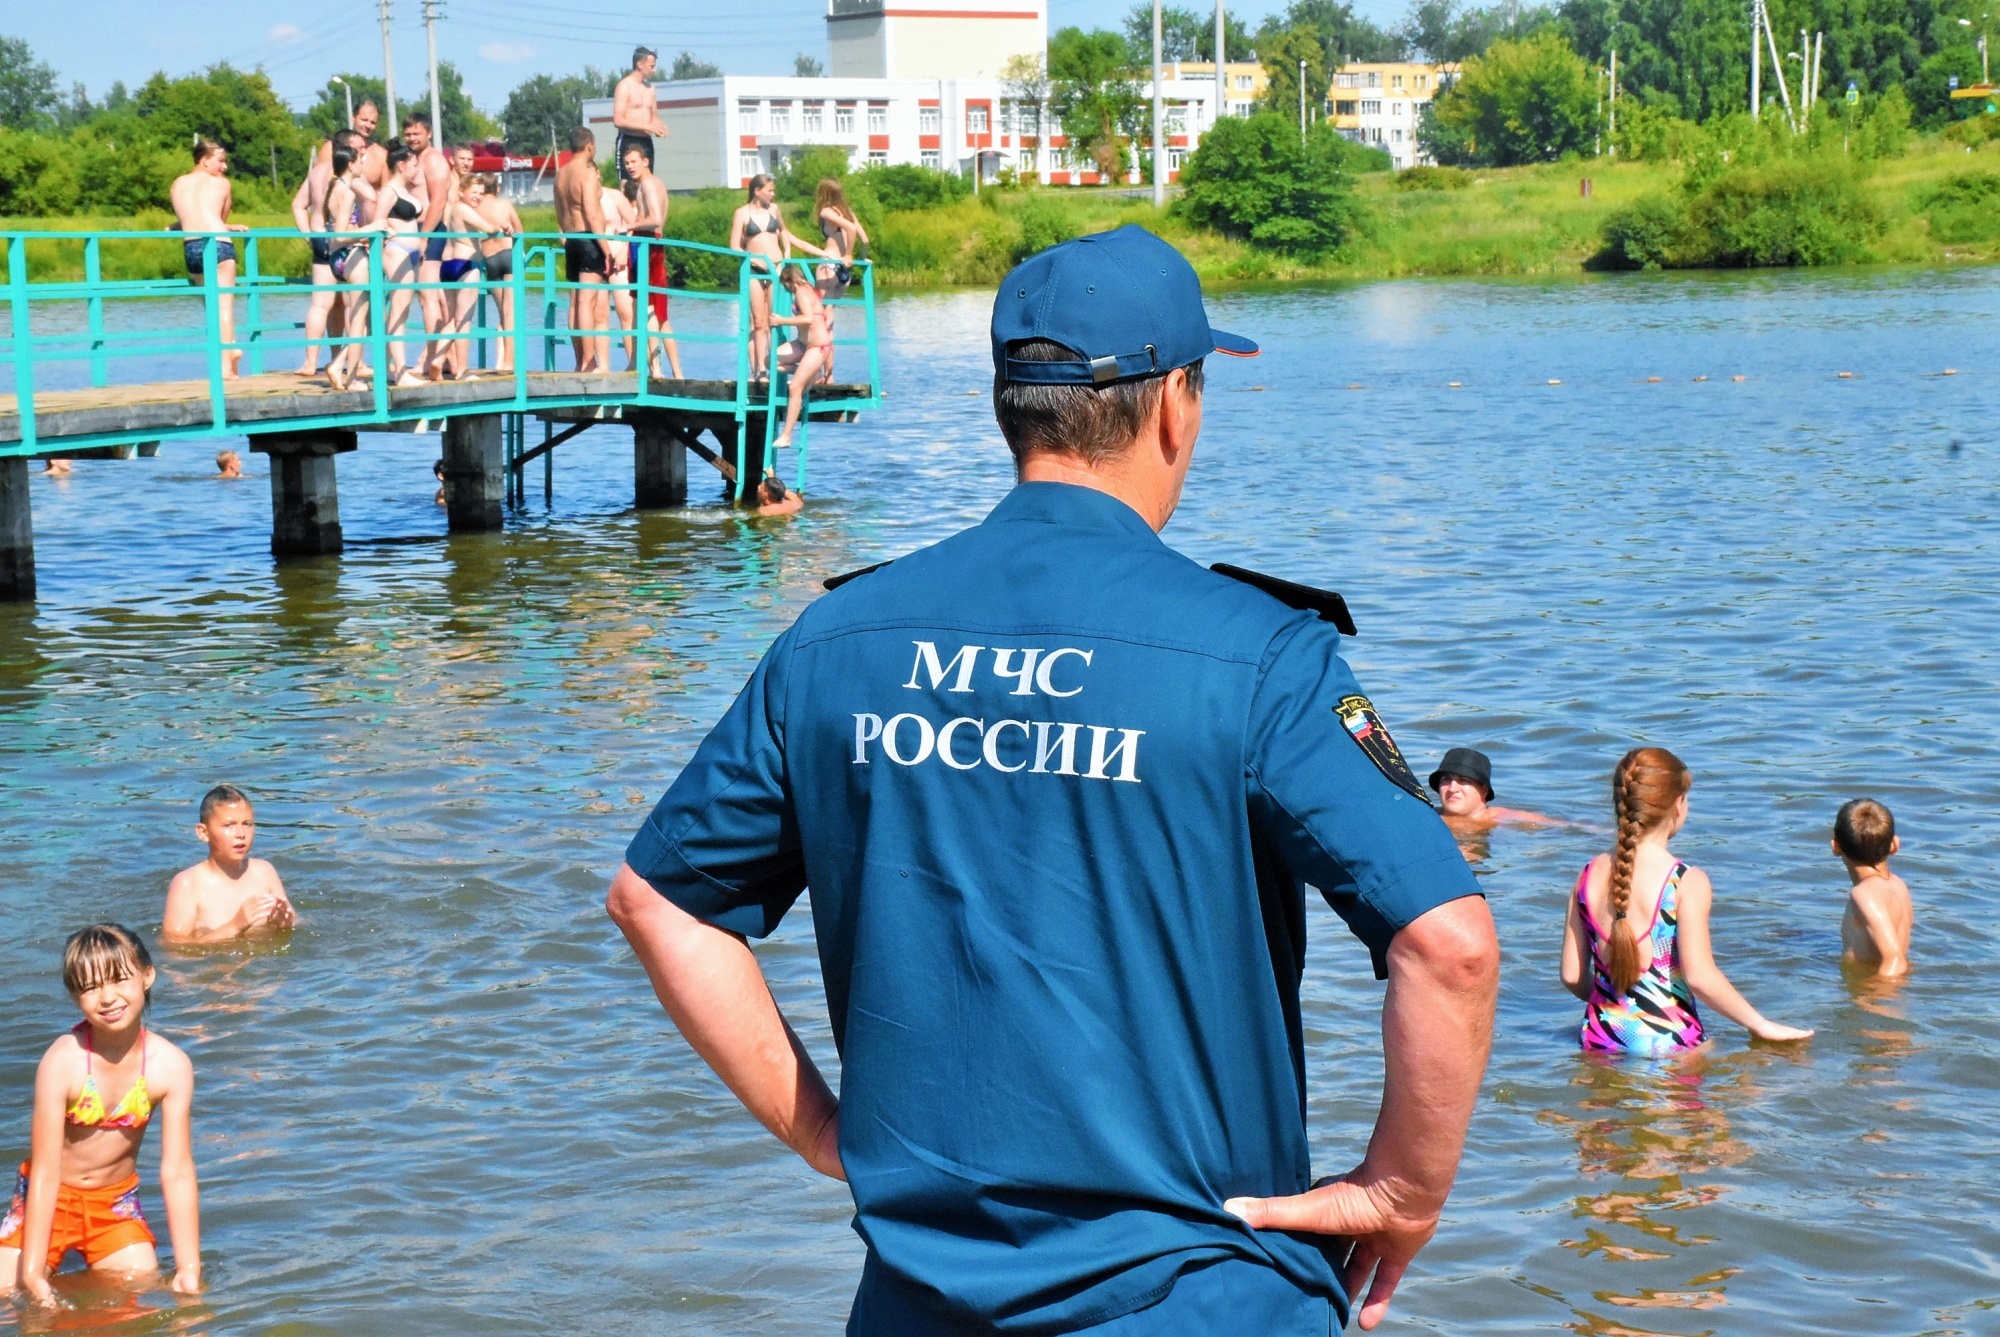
3, 268, 1998, 1335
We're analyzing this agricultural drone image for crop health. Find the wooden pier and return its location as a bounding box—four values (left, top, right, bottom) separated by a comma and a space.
0, 226, 885, 601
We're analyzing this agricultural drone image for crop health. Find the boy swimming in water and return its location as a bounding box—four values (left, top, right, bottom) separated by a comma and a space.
162, 785, 298, 943
1834, 798, 1910, 977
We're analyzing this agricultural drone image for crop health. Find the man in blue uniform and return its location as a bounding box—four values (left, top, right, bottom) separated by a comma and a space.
608, 225, 1499, 1334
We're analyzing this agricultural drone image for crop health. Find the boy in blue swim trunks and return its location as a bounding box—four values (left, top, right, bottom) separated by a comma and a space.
169, 141, 249, 379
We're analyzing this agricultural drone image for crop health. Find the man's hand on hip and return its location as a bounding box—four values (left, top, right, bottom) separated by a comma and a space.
1226, 1168, 1441, 1331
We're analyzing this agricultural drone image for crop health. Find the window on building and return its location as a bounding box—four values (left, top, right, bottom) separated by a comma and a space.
769, 104, 791, 133
969, 105, 989, 133
739, 103, 759, 132
1167, 148, 1184, 169
1365, 71, 1381, 87
1392, 74, 1404, 88
1392, 128, 1403, 142
1336, 72, 1358, 88
740, 152, 761, 178
803, 104, 823, 134
1392, 100, 1404, 115
835, 105, 855, 134
999, 101, 1014, 133
1418, 75, 1429, 89
868, 148, 889, 164
1165, 106, 1186, 132
919, 105, 941, 133
1361, 99, 1381, 114
921, 148, 942, 169
1336, 99, 1357, 115
1020, 147, 1035, 170
868, 105, 887, 133
1234, 74, 1253, 89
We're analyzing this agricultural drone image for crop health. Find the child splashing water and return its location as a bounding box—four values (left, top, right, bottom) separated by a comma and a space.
1, 925, 201, 1302
1560, 747, 1813, 1054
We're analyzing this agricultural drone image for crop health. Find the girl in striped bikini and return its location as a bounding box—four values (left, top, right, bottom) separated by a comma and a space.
1560, 747, 1813, 1055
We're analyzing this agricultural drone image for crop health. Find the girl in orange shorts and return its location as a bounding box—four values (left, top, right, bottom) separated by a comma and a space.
1, 925, 201, 1303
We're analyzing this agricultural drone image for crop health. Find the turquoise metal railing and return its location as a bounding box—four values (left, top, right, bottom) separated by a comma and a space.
0, 228, 881, 474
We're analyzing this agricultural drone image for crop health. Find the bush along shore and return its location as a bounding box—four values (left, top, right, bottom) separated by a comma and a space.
10, 117, 2000, 290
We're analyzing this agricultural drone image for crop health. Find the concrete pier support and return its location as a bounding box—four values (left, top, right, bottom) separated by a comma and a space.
252, 431, 355, 557
442, 415, 505, 531
0, 457, 33, 602
633, 418, 688, 509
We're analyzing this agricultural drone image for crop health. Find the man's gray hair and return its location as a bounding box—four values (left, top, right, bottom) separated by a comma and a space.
993, 340, 1204, 466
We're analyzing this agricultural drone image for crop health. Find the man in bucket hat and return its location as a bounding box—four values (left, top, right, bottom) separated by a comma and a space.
607, 225, 1498, 1334
1430, 746, 1556, 836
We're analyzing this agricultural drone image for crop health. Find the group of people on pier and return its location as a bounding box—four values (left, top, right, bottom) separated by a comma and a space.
167, 44, 866, 424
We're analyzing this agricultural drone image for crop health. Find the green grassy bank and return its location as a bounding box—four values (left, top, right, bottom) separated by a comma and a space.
9, 135, 2000, 291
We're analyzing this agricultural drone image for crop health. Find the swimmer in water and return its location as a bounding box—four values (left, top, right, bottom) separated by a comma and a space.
42, 458, 72, 477
434, 458, 447, 507
1560, 746, 1813, 1054
1834, 798, 1911, 978
754, 473, 803, 516
0, 925, 202, 1304
1428, 748, 1555, 835
162, 785, 298, 943
214, 450, 242, 479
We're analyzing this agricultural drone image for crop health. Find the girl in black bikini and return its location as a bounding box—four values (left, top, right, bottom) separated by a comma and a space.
376, 143, 429, 387
814, 178, 868, 382
727, 174, 829, 381
321, 140, 389, 391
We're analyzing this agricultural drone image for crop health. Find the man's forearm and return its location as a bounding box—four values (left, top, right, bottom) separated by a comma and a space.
1361, 895, 1499, 1207
606, 864, 843, 1178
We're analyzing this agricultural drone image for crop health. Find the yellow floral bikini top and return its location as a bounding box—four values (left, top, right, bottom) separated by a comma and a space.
66, 1024, 152, 1130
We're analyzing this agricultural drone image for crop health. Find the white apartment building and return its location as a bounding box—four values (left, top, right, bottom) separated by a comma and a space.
586, 73, 1226, 190
582, 0, 1229, 189
1329, 62, 1460, 170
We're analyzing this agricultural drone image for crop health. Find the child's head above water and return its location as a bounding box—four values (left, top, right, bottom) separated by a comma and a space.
63, 922, 156, 1005
197, 784, 255, 862
1834, 798, 1896, 867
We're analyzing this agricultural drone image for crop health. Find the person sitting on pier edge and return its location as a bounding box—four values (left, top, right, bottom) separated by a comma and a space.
169, 140, 250, 380
1428, 747, 1555, 835
554, 128, 611, 374
606, 223, 1498, 1336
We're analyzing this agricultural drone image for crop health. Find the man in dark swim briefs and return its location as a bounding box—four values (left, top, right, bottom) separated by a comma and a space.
403, 113, 454, 376
555, 128, 612, 372
169, 139, 249, 378
612, 47, 668, 182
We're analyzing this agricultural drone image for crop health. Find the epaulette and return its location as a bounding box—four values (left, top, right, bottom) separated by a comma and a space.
823, 560, 892, 592
1210, 563, 1358, 636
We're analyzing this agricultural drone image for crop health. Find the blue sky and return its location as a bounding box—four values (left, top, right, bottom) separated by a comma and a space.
15, 0, 1406, 117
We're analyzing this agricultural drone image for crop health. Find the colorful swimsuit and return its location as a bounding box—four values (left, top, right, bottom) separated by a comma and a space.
0, 1028, 156, 1268
1576, 861, 1707, 1055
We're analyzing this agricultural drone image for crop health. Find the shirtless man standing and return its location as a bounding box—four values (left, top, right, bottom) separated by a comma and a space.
403, 113, 456, 377
170, 141, 250, 379
555, 128, 611, 373
613, 47, 668, 182
623, 144, 683, 378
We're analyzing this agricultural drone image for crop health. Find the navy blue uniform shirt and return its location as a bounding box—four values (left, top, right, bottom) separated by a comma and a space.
626, 482, 1480, 1334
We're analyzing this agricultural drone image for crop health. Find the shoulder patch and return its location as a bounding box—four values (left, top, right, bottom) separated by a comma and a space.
1210, 563, 1358, 636
1335, 694, 1434, 807
823, 560, 891, 592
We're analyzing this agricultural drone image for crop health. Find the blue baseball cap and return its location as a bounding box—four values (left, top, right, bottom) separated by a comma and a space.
992, 225, 1258, 385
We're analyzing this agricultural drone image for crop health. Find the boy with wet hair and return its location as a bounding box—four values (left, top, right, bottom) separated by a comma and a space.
162, 786, 298, 943
1834, 798, 1910, 977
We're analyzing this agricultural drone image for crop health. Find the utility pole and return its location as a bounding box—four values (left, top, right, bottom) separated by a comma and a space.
379, 0, 399, 137
1608, 47, 1617, 155
423, 0, 443, 143
1215, 0, 1226, 134
1153, 0, 1165, 206
1750, 0, 1761, 121
1299, 57, 1306, 138
331, 75, 353, 129
1762, 4, 1794, 129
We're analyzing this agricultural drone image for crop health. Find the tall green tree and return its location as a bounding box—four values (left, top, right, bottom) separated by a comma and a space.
498, 68, 619, 153
1177, 112, 1366, 252
1050, 27, 1145, 178
1423, 30, 1598, 163
1258, 0, 1405, 65
670, 52, 724, 80
1400, 0, 1558, 61
1258, 27, 1330, 120
132, 65, 312, 177
1124, 4, 1253, 60
0, 35, 59, 129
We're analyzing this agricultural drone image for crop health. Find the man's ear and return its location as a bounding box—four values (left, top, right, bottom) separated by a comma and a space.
1158, 367, 1200, 457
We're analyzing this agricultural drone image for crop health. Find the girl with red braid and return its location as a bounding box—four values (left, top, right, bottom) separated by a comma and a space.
1560, 747, 1813, 1054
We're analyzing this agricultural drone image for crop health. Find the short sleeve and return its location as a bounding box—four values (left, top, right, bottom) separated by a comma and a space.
1244, 619, 1481, 979
624, 626, 807, 938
